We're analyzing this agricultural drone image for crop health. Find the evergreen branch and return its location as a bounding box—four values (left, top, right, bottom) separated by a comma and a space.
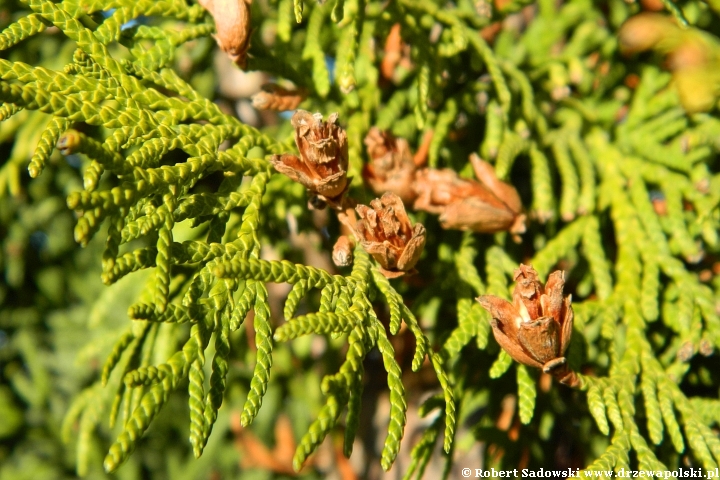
399, 302, 430, 372
485, 245, 512, 298
516, 365, 536, 424
475, 303, 491, 350
105, 325, 203, 471
657, 383, 685, 451
101, 329, 135, 386
230, 280, 256, 331
293, 322, 370, 469
274, 311, 356, 341
0, 13, 49, 50
429, 352, 456, 453
292, 379, 346, 470
640, 372, 664, 445
104, 379, 174, 472
528, 143, 555, 222
442, 295, 477, 360
240, 284, 273, 427
581, 215, 613, 300
372, 319, 408, 471
214, 257, 341, 288
283, 279, 308, 320
550, 137, 580, 221
188, 321, 210, 457
371, 269, 403, 334
454, 232, 485, 296
197, 318, 231, 456
403, 417, 443, 480
587, 379, 610, 435
494, 131, 529, 180
489, 350, 513, 379
5, 0, 720, 475
428, 98, 457, 168
482, 101, 504, 160
531, 216, 588, 278
28, 116, 71, 178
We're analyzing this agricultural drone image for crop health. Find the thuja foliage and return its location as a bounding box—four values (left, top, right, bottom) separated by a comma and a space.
1, 0, 720, 477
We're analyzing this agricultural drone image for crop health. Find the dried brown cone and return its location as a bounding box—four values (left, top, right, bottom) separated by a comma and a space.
413, 153, 526, 235
252, 83, 308, 111
351, 192, 426, 279
476, 265, 581, 388
271, 110, 349, 210
362, 128, 418, 204
200, 0, 252, 69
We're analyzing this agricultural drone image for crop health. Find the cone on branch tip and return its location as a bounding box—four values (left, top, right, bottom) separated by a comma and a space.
348, 193, 425, 279
477, 265, 581, 388
270, 110, 350, 210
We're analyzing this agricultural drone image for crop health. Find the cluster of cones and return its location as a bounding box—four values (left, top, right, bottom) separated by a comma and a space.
270, 110, 526, 279
363, 127, 526, 237
269, 111, 580, 387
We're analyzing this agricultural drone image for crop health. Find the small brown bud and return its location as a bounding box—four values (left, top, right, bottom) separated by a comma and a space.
381, 24, 403, 81
362, 128, 418, 204
251, 83, 307, 111
477, 265, 580, 387
57, 130, 82, 155
332, 235, 355, 267
380, 24, 413, 83
413, 154, 525, 235
352, 193, 426, 278
271, 110, 349, 209
200, 0, 252, 69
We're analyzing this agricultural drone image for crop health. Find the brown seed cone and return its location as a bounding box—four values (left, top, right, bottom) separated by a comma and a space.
200, 0, 252, 69
477, 265, 576, 387
252, 83, 308, 111
362, 128, 418, 204
351, 193, 426, 278
413, 154, 525, 234
271, 110, 349, 208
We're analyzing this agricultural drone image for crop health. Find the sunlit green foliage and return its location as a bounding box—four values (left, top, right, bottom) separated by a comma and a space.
1, 0, 720, 478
